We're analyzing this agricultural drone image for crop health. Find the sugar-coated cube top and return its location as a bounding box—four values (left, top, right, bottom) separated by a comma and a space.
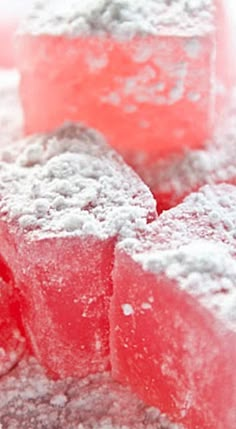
0, 123, 156, 241
119, 184, 236, 332
21, 0, 216, 38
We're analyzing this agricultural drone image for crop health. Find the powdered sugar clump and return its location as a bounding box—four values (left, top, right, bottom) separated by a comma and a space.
0, 122, 156, 240
121, 184, 236, 331
21, 0, 215, 38
0, 356, 181, 429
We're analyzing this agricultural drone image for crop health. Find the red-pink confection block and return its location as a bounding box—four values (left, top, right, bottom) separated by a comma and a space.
111, 184, 236, 429
16, 1, 232, 166
0, 254, 25, 377
0, 123, 156, 379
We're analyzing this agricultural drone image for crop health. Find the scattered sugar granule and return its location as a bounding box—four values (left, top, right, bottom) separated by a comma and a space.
0, 356, 181, 429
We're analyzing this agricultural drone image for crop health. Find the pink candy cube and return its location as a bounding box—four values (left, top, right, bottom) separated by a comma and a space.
16, 0, 232, 168
0, 122, 156, 378
111, 183, 236, 429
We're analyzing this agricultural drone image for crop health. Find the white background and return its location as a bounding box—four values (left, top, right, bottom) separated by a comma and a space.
0, 0, 33, 17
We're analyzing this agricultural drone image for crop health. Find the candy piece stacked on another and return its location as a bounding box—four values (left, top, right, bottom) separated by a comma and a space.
110, 183, 236, 429
0, 122, 156, 379
16, 0, 232, 167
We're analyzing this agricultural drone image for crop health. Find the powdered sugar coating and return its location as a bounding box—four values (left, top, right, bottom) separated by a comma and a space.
21, 0, 215, 38
0, 356, 180, 429
0, 122, 156, 240
120, 184, 236, 332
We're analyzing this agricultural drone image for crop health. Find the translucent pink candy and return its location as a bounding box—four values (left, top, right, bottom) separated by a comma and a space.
0, 255, 25, 377
111, 183, 236, 429
16, 1, 233, 169
0, 122, 156, 379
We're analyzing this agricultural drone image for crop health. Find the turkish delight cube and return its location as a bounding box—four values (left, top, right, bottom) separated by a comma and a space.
16, 0, 232, 167
0, 122, 156, 378
111, 183, 236, 429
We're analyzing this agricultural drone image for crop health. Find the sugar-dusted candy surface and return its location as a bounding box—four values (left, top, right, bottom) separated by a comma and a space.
0, 355, 181, 429
111, 184, 236, 429
0, 122, 156, 379
16, 0, 232, 167
140, 93, 236, 212
0, 255, 25, 377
